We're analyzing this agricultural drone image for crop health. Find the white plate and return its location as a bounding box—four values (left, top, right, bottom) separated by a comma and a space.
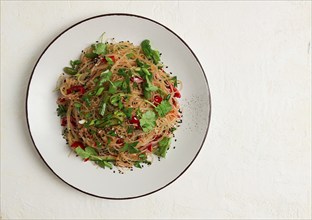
26, 14, 211, 199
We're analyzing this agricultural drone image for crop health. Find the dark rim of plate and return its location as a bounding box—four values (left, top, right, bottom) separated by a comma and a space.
25, 13, 212, 200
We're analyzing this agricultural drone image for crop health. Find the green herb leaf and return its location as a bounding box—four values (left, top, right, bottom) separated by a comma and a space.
139, 110, 156, 133
99, 102, 106, 116
141, 40, 160, 64
56, 105, 67, 117
120, 142, 139, 153
93, 43, 107, 55
70, 60, 82, 68
85, 53, 98, 59
95, 87, 105, 96
155, 137, 171, 158
75, 147, 90, 159
105, 56, 114, 65
136, 59, 150, 68
113, 110, 126, 122
126, 53, 134, 59
74, 102, 82, 108
107, 130, 117, 136
134, 161, 142, 168
109, 81, 123, 94
139, 153, 147, 160
96, 160, 113, 169
99, 70, 112, 85
155, 100, 172, 117
85, 146, 98, 156
145, 75, 158, 92
63, 67, 78, 75
123, 107, 133, 119
170, 76, 178, 87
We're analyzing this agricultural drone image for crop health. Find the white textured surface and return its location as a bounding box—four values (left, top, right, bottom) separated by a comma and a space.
1, 1, 311, 219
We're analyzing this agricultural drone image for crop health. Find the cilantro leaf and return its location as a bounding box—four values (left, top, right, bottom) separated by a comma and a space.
139, 110, 156, 133
99, 70, 112, 85
75, 147, 90, 159
109, 80, 123, 94
145, 75, 158, 92
96, 160, 113, 169
141, 40, 160, 64
134, 161, 142, 168
155, 137, 171, 158
120, 142, 140, 154
85, 146, 98, 156
93, 43, 107, 55
123, 107, 133, 119
155, 100, 172, 117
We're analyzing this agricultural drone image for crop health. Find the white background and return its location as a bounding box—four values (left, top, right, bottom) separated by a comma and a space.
1, 1, 311, 219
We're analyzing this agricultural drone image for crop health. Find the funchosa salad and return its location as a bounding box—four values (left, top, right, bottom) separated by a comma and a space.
56, 36, 182, 169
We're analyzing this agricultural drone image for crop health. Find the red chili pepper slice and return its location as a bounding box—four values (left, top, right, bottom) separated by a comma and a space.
173, 87, 181, 98
60, 117, 77, 127
84, 158, 89, 162
169, 84, 181, 98
153, 135, 162, 141
116, 139, 124, 145
147, 144, 153, 152
71, 141, 85, 149
153, 95, 163, 106
66, 86, 85, 95
129, 115, 141, 129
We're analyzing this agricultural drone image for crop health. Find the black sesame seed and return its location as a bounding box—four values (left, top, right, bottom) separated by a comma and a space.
173, 147, 176, 149
175, 139, 177, 142
113, 171, 115, 173
96, 41, 99, 43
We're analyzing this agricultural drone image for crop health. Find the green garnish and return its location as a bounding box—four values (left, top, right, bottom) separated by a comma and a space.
127, 125, 134, 133
155, 137, 171, 158
126, 53, 134, 59
134, 161, 142, 168
99, 102, 106, 116
56, 105, 67, 117
155, 100, 172, 117
170, 76, 178, 87
141, 39, 160, 64
139, 110, 156, 133
123, 107, 133, 119
99, 70, 112, 85
63, 67, 78, 75
120, 142, 140, 154
107, 130, 117, 136
95, 87, 105, 96
93, 42, 107, 55
108, 81, 122, 94
85, 53, 98, 59
105, 56, 114, 65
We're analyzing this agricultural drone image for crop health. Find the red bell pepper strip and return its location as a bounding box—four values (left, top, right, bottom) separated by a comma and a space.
66, 86, 85, 95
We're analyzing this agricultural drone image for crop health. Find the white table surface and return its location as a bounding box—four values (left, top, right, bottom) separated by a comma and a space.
1, 1, 311, 219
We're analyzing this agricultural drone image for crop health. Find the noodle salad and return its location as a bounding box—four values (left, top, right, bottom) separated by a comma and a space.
56, 37, 182, 169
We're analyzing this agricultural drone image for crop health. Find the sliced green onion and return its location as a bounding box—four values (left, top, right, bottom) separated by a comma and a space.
96, 87, 105, 96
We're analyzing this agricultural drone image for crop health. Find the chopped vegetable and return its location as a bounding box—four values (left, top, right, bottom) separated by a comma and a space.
141, 40, 160, 64
139, 110, 156, 133
56, 105, 67, 117
120, 142, 140, 154
93, 42, 107, 55
67, 86, 85, 95
155, 100, 172, 117
155, 137, 171, 157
